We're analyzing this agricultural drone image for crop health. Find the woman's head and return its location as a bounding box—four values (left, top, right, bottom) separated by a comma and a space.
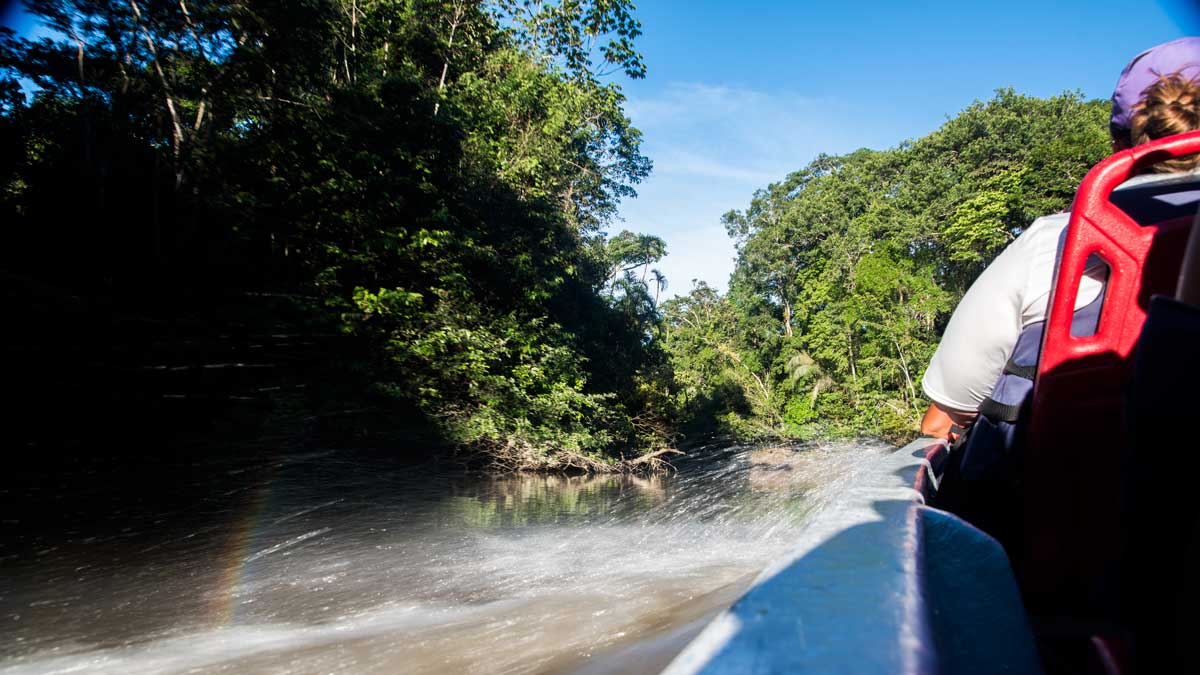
1111, 38, 1200, 154
1129, 73, 1200, 172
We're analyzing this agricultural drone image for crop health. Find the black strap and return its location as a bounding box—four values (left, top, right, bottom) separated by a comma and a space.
1003, 357, 1037, 380
979, 396, 1023, 423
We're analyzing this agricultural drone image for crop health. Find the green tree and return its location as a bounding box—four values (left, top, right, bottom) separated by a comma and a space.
2, 0, 669, 468
671, 90, 1111, 442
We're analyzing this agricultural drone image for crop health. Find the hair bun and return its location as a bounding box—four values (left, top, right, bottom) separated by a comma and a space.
1131, 71, 1200, 173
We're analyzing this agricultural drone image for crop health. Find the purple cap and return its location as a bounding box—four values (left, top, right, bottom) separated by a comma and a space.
1112, 37, 1200, 129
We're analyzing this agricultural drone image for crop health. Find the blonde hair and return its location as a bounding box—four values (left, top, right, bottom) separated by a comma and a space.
1130, 72, 1200, 173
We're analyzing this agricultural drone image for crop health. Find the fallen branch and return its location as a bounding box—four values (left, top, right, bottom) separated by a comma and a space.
627, 447, 685, 466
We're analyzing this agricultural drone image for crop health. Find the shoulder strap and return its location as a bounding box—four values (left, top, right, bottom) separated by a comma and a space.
1003, 357, 1037, 380
979, 396, 1024, 423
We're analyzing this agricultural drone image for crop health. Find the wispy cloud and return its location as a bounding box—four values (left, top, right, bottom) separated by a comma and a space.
653, 150, 780, 184
617, 82, 882, 296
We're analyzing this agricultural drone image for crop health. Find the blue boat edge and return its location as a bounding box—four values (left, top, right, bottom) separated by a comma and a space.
662, 438, 1044, 675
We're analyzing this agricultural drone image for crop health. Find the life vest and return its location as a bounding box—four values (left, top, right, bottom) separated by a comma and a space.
956, 291, 1104, 482
931, 248, 1105, 544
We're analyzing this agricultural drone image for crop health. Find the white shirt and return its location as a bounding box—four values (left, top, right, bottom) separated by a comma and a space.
921, 171, 1199, 412
921, 214, 1102, 411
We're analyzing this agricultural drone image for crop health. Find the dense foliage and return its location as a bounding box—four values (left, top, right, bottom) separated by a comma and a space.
665, 91, 1112, 442
0, 0, 676, 468
1, 0, 1119, 462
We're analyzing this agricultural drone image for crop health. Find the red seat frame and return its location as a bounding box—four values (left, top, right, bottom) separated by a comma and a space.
1021, 131, 1200, 618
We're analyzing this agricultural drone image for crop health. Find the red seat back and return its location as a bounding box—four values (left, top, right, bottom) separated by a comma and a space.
1021, 131, 1200, 617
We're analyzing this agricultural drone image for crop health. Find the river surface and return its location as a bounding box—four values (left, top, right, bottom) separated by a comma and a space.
0, 441, 887, 674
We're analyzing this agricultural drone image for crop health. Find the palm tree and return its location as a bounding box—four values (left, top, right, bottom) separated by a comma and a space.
785, 351, 834, 404
650, 268, 667, 308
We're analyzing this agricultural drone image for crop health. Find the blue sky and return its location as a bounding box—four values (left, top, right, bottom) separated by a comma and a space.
617, 0, 1200, 296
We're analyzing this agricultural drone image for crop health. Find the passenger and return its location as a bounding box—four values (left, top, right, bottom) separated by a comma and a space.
920, 37, 1200, 441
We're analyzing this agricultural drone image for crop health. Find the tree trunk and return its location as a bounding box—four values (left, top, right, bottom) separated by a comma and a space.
349, 0, 357, 84
152, 138, 162, 262
130, 0, 186, 187
70, 30, 85, 90
893, 338, 916, 404
434, 0, 466, 116
67, 25, 96, 187
178, 0, 210, 132
847, 333, 857, 382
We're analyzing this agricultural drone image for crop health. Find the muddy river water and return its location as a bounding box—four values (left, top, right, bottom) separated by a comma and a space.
0, 441, 887, 674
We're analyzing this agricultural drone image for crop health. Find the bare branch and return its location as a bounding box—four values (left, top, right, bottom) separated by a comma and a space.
177, 0, 210, 130
130, 0, 185, 185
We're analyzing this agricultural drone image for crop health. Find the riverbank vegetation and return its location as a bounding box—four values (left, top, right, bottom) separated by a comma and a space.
2, 0, 678, 470
670, 91, 1111, 442
1, 1, 1113, 467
